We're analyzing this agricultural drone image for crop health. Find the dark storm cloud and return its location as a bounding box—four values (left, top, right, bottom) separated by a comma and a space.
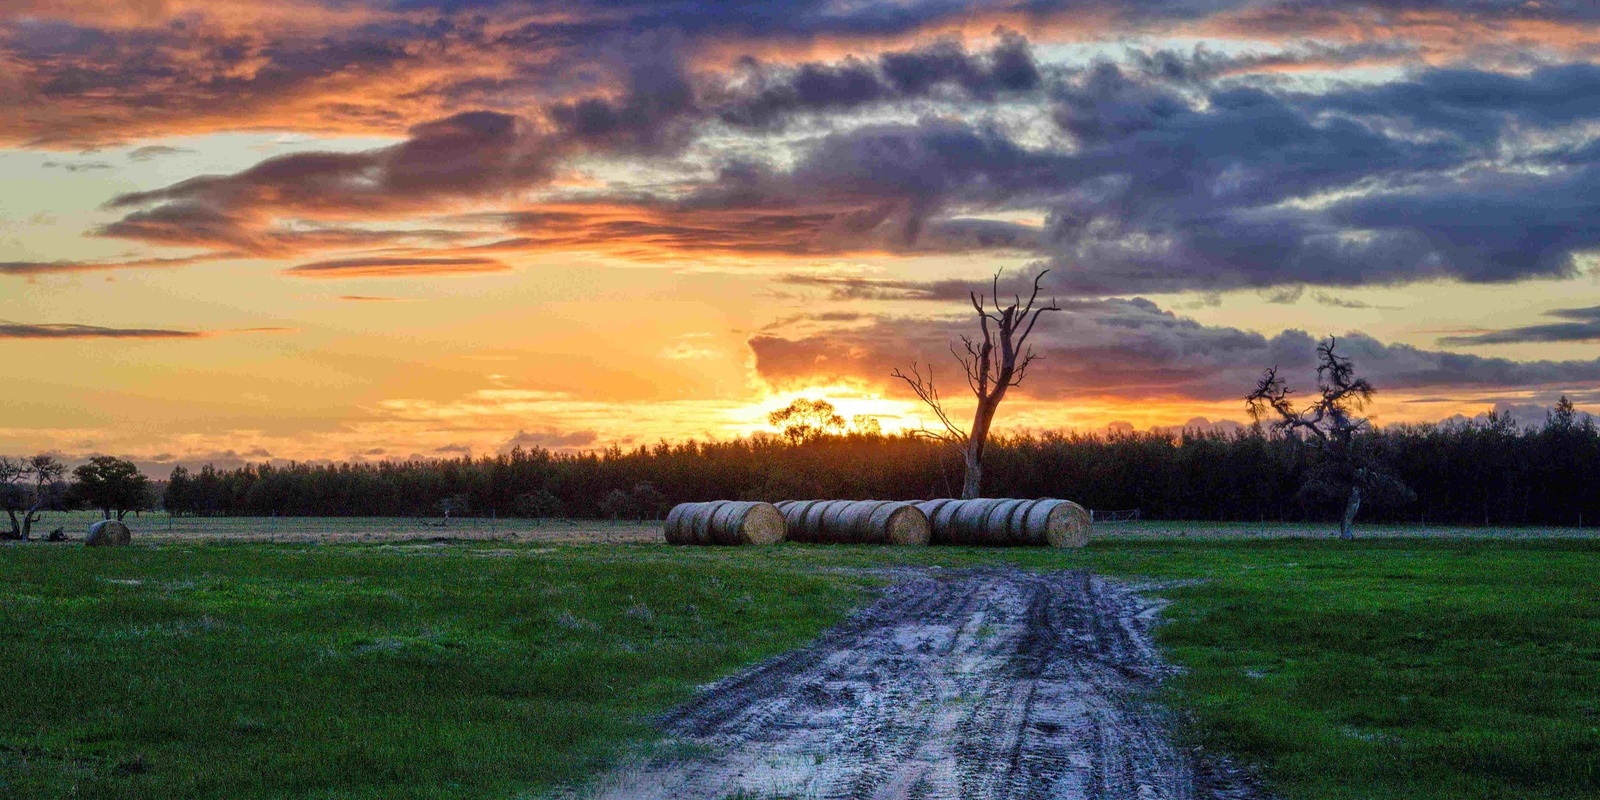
13, 0, 1600, 300
6, 0, 1600, 146
750, 298, 1600, 403
482, 58, 1600, 289
715, 34, 1041, 129
545, 31, 700, 153
1030, 62, 1600, 293
85, 56, 1600, 291
1440, 306, 1600, 345
1307, 63, 1600, 144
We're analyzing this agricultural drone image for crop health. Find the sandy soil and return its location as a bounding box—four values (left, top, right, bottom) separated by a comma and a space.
574, 568, 1266, 800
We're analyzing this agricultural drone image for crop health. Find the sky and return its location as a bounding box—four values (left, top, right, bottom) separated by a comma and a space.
4, 0, 1600, 471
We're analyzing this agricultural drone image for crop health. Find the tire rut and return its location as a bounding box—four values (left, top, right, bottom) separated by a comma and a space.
572, 568, 1267, 800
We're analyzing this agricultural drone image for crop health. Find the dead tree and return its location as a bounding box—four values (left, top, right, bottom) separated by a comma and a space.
1246, 336, 1410, 540
893, 269, 1061, 499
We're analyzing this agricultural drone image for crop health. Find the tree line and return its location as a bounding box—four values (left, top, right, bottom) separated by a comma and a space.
145, 398, 1597, 527
2, 455, 153, 540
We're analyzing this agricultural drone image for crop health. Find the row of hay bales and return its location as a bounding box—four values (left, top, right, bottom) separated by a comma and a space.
663, 498, 1090, 548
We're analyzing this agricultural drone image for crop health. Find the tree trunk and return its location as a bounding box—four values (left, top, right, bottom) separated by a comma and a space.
20, 508, 41, 541
1340, 484, 1361, 541
961, 444, 984, 500
2, 509, 18, 540
961, 397, 1001, 499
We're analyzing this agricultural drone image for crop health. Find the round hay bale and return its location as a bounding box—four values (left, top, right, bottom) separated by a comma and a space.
798, 500, 833, 542
950, 499, 1006, 546
776, 500, 928, 545
663, 503, 696, 544
818, 500, 855, 538
1021, 499, 1092, 548
663, 501, 785, 545
985, 499, 1032, 545
775, 500, 829, 543
913, 498, 1091, 547
871, 502, 931, 546
915, 499, 960, 545
86, 520, 131, 547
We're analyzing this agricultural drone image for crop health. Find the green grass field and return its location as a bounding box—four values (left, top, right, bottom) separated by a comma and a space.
3, 535, 1598, 799
38, 509, 1600, 544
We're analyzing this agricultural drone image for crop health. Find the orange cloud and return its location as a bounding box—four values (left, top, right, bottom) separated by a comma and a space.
284, 255, 510, 278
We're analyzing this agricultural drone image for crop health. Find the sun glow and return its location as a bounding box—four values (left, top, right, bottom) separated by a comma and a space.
729, 385, 926, 437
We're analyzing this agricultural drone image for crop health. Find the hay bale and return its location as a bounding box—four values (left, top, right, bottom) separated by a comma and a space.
985, 499, 1032, 545
774, 500, 930, 545
1022, 498, 1091, 548
914, 498, 1091, 548
915, 499, 960, 545
949, 499, 997, 545
86, 520, 131, 547
663, 501, 785, 545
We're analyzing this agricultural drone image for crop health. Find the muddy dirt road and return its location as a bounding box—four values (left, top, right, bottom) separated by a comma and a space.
578, 568, 1264, 800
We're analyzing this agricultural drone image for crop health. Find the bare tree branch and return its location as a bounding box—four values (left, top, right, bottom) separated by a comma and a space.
891, 362, 969, 443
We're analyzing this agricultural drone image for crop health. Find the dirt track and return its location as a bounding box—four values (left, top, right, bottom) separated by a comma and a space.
578, 568, 1265, 800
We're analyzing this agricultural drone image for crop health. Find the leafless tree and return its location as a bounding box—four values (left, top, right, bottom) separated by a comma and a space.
893, 269, 1061, 499
1247, 336, 1411, 540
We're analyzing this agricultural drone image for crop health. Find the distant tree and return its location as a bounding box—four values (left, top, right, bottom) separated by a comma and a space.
71, 456, 152, 521
1, 455, 67, 541
768, 399, 846, 443
1247, 336, 1412, 540
1546, 395, 1591, 436
629, 482, 667, 520
164, 465, 193, 516
893, 269, 1061, 499
513, 489, 565, 520
850, 415, 883, 436
598, 489, 633, 520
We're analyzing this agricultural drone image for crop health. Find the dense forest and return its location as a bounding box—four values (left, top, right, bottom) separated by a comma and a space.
160, 400, 1598, 527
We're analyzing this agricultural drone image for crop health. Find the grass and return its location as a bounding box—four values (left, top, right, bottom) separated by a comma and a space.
0, 543, 876, 799
38, 510, 661, 544
3, 534, 1600, 798
1092, 539, 1600, 800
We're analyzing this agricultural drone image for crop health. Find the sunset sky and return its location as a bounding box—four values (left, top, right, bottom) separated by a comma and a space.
5, 0, 1600, 470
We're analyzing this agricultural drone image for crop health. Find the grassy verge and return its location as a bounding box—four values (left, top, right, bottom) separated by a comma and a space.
3, 537, 1599, 799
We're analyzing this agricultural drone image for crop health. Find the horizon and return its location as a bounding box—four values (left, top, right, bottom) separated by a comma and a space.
6, 1, 1600, 464
14, 396, 1585, 477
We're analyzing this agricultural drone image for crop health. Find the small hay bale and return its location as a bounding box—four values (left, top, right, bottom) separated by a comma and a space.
663, 501, 786, 545
86, 520, 132, 547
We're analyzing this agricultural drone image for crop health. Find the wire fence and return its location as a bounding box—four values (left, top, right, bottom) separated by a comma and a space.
1090, 509, 1141, 523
